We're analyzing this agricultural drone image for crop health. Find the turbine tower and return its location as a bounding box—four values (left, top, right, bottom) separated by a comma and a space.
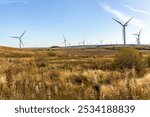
133, 29, 142, 45
63, 35, 67, 47
11, 31, 26, 48
112, 17, 133, 45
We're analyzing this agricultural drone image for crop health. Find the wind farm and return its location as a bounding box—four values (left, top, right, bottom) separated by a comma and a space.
1, 0, 150, 100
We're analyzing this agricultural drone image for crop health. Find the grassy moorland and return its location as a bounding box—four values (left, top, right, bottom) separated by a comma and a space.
0, 46, 150, 100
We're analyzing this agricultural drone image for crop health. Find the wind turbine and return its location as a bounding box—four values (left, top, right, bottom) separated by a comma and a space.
82, 39, 85, 46
112, 17, 133, 45
11, 31, 26, 48
63, 35, 67, 47
133, 29, 142, 45
100, 40, 103, 45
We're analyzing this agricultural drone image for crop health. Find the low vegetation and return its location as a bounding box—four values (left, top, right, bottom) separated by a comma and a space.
114, 47, 146, 76
0, 46, 150, 100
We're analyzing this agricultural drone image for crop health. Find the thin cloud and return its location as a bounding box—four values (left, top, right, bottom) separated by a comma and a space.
100, 3, 146, 28
123, 4, 150, 15
0, 0, 29, 5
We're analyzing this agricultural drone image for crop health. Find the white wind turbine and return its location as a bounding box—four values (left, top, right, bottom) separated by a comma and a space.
113, 17, 133, 45
11, 31, 26, 48
82, 39, 85, 46
133, 29, 142, 45
100, 40, 103, 45
63, 35, 67, 47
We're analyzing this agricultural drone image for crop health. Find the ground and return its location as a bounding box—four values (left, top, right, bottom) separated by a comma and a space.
0, 45, 150, 100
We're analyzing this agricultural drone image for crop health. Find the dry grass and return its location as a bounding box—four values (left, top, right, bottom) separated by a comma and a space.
0, 46, 150, 100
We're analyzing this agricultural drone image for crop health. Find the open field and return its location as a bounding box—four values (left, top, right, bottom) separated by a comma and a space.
0, 45, 150, 100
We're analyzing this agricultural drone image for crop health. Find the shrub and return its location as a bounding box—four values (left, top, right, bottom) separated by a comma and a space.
114, 47, 146, 76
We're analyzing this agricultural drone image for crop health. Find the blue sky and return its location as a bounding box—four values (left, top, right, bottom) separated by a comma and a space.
0, 0, 150, 47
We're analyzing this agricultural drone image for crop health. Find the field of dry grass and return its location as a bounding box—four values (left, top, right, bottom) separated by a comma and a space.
0, 46, 150, 100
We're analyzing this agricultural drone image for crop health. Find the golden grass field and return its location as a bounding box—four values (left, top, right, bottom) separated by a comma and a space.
0, 46, 150, 100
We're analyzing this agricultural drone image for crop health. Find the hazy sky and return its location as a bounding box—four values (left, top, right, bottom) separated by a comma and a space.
0, 0, 150, 47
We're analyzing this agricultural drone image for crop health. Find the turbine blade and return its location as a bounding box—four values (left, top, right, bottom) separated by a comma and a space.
20, 31, 26, 38
112, 18, 123, 26
20, 40, 24, 47
63, 35, 67, 42
139, 29, 142, 35
125, 17, 133, 25
63, 35, 66, 39
135, 36, 137, 39
11, 36, 19, 39
133, 34, 138, 36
